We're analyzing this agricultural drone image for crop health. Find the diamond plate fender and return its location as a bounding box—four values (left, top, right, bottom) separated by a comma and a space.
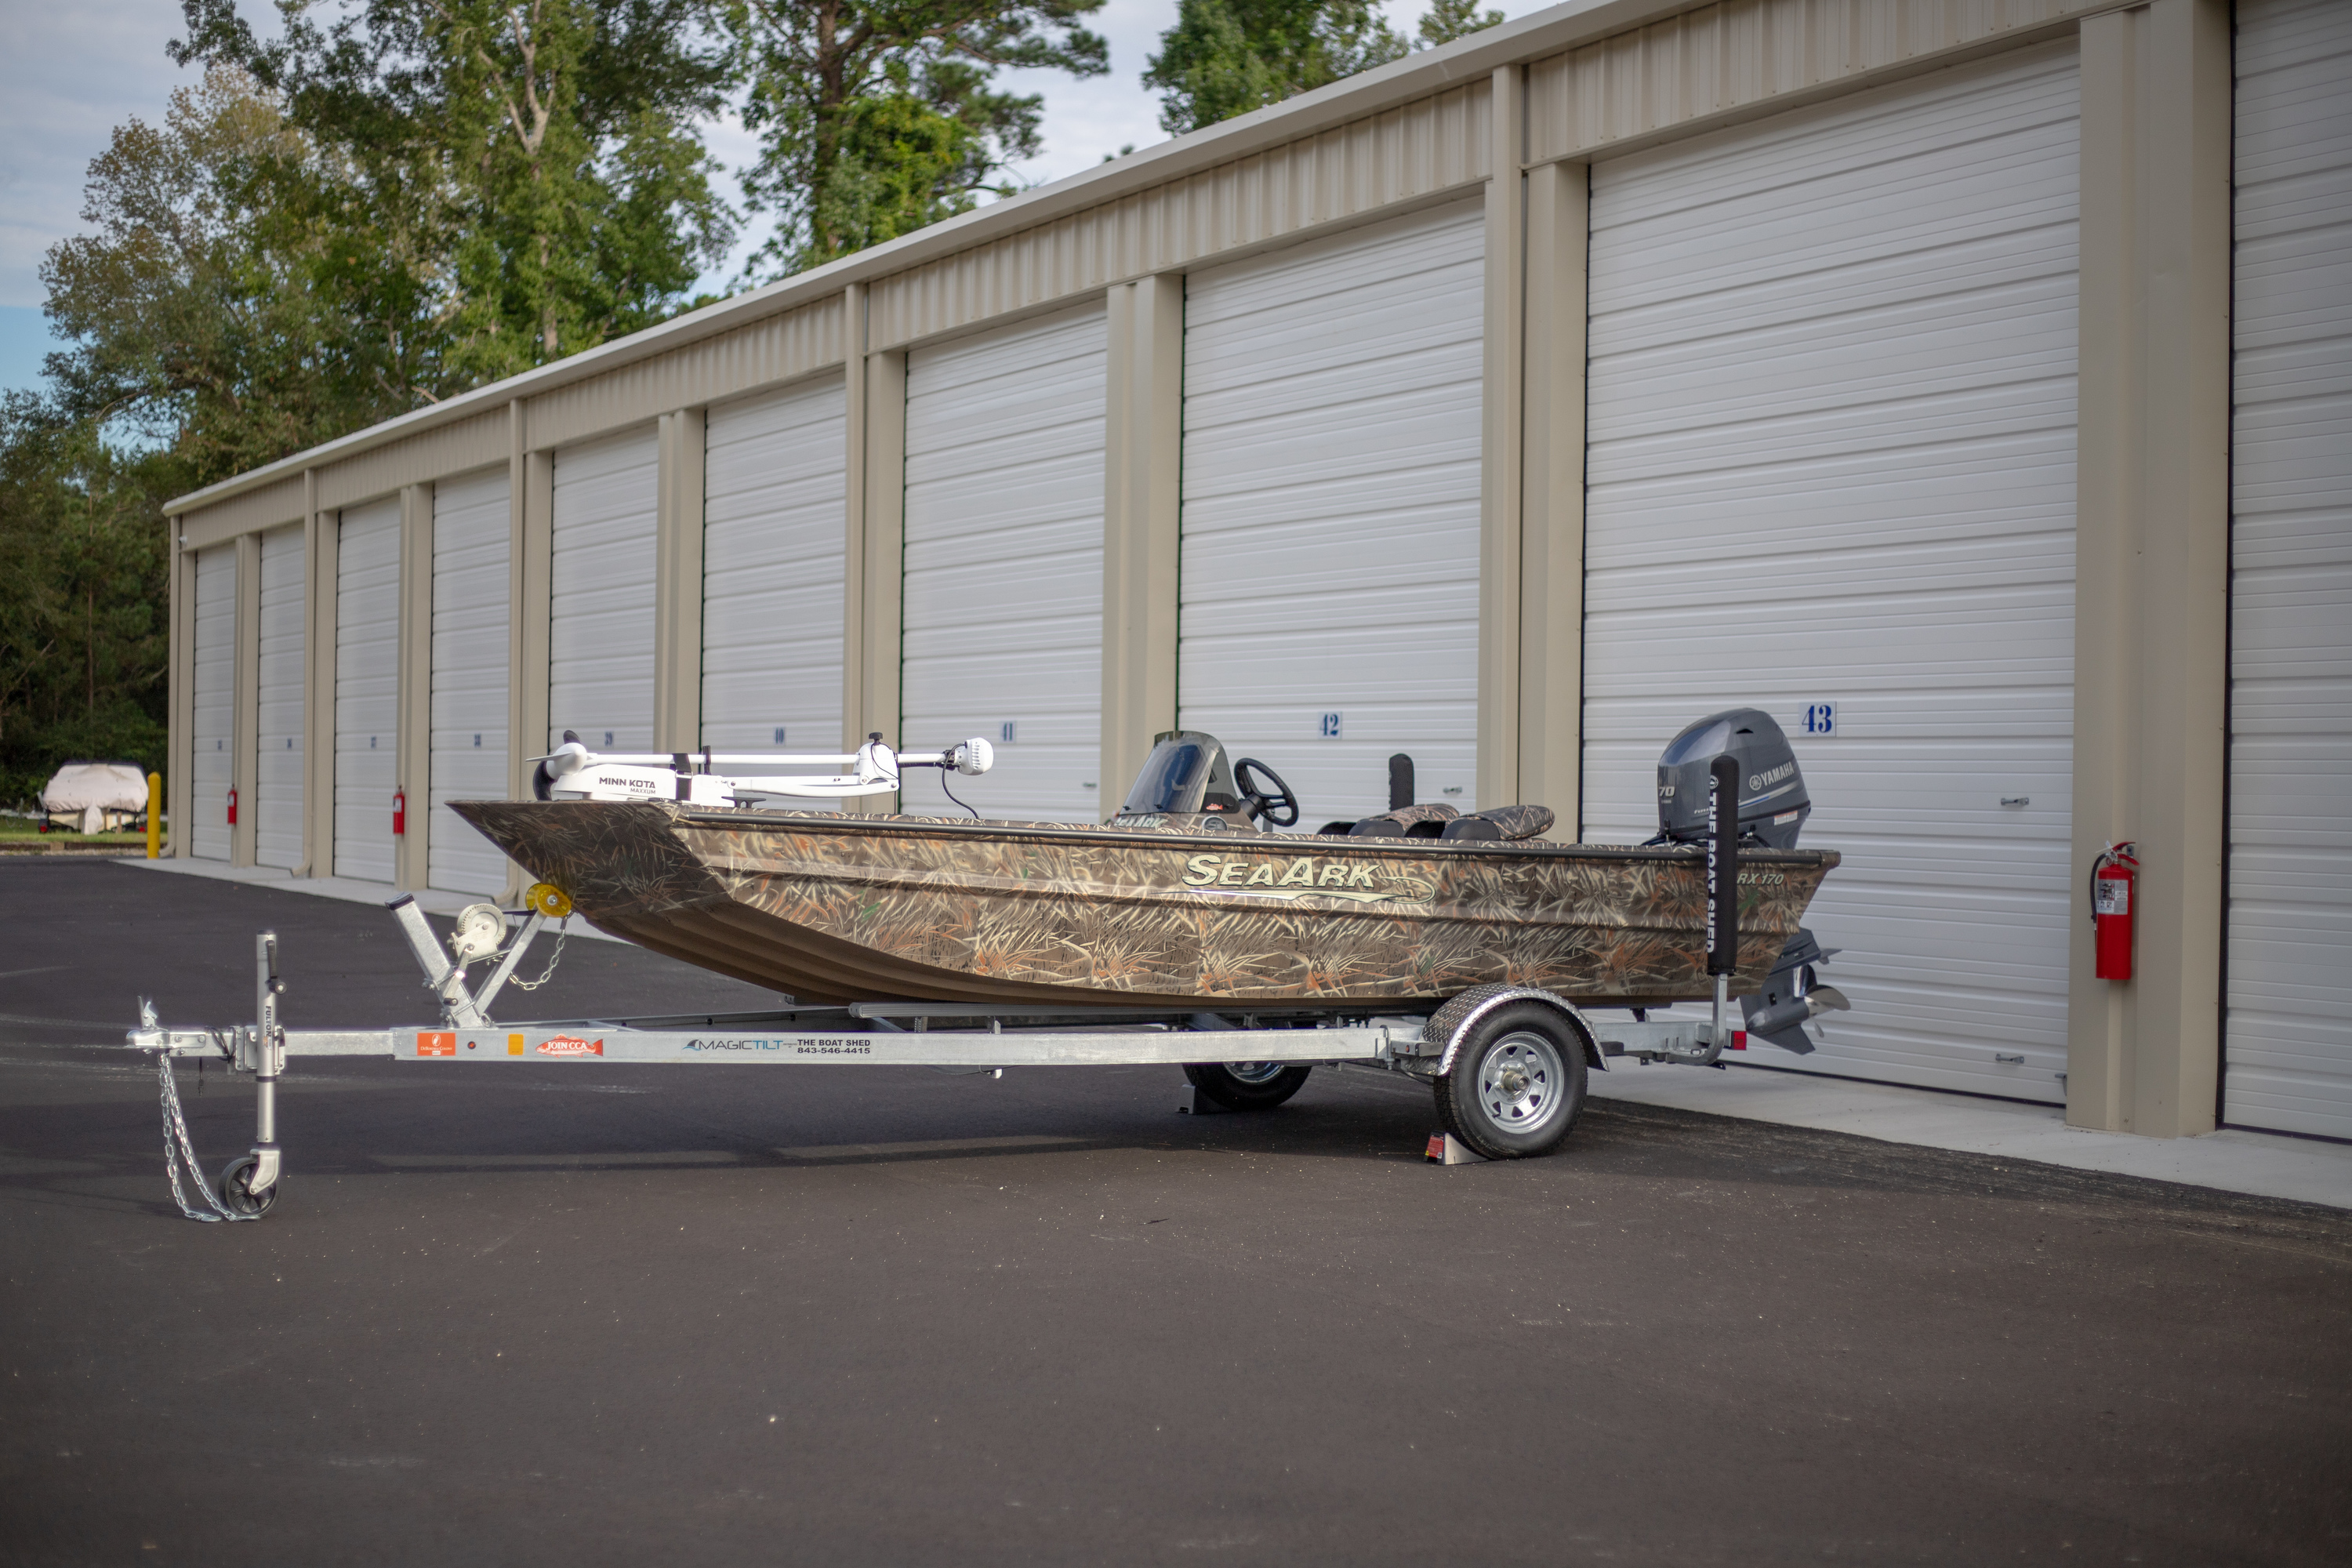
1425, 983, 1604, 1076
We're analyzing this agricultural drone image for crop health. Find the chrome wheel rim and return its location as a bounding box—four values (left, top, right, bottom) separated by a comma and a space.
1476, 1033, 1566, 1134
1223, 1061, 1290, 1085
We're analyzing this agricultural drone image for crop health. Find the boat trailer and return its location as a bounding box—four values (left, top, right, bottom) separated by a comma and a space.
124, 754, 1780, 1218
123, 895, 1744, 1219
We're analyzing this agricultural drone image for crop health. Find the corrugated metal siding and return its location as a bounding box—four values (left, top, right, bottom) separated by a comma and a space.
528, 297, 845, 452
1581, 45, 2080, 1102
702, 373, 848, 759
332, 498, 401, 881
902, 303, 1106, 821
871, 82, 1489, 350
2226, 0, 2352, 1141
430, 468, 514, 895
319, 412, 505, 512
190, 548, 235, 861
548, 427, 659, 753
1178, 199, 1485, 826
254, 524, 307, 869
183, 478, 303, 553
1527, 0, 2100, 165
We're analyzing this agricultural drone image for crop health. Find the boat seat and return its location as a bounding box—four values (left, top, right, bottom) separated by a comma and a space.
1438, 804, 1555, 841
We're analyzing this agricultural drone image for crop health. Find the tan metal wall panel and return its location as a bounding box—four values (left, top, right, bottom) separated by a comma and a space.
183, 477, 305, 551
318, 411, 506, 513
525, 296, 846, 453
870, 82, 1491, 350
1528, 0, 2104, 164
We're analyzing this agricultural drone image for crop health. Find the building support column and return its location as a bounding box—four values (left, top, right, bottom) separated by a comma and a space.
1479, 63, 1528, 812
395, 484, 434, 890
848, 321, 907, 808
509, 403, 552, 899
840, 285, 869, 756
231, 531, 260, 867
167, 520, 191, 857
654, 406, 707, 753
1102, 273, 1184, 819
1519, 159, 1588, 830
303, 474, 336, 877
2070, 0, 2233, 1137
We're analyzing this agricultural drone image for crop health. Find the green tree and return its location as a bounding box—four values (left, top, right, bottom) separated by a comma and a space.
724, 0, 1109, 277
1415, 0, 1503, 48
1143, 0, 1406, 136
0, 396, 172, 807
172, 0, 735, 385
40, 65, 403, 485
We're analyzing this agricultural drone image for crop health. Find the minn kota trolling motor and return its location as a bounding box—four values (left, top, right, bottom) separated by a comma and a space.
1652, 708, 1852, 1053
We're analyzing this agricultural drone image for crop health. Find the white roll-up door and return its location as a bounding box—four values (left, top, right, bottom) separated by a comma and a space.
902, 303, 1105, 821
431, 467, 512, 895
702, 372, 846, 759
254, 524, 307, 870
333, 498, 401, 881
2227, 0, 2352, 1141
549, 426, 658, 752
1178, 199, 1484, 826
1582, 45, 2080, 1102
190, 547, 236, 861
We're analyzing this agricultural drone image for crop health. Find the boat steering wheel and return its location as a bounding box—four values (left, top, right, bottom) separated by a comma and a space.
1232, 758, 1300, 828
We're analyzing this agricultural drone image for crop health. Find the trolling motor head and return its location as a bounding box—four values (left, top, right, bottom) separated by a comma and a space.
1656, 708, 1809, 850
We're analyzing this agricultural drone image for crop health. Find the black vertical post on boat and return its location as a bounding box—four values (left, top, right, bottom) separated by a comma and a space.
1708, 754, 1740, 1054
1388, 754, 1414, 811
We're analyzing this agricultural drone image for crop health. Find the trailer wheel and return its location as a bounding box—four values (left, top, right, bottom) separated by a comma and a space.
1184, 1061, 1312, 1111
1433, 1003, 1588, 1160
216, 1156, 278, 1218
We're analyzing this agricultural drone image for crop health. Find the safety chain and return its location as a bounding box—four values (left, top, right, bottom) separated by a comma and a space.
505, 916, 570, 992
157, 1045, 254, 1223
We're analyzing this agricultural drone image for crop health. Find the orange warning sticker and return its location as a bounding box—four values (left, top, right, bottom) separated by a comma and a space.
416, 1032, 457, 1058
507, 1034, 525, 1056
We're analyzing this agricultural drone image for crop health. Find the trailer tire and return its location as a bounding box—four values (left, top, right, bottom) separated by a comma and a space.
1432, 1003, 1588, 1160
1183, 1062, 1312, 1111
216, 1156, 278, 1218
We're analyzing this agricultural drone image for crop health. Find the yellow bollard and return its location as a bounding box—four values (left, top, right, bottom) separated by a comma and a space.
146, 772, 162, 858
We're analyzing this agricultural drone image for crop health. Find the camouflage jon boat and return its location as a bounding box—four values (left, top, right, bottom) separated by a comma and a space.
448, 797, 1838, 1011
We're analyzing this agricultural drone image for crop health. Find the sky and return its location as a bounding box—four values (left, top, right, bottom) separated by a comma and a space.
0, 0, 1537, 401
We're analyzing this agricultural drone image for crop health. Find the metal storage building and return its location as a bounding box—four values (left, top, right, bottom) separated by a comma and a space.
158, 0, 2350, 1143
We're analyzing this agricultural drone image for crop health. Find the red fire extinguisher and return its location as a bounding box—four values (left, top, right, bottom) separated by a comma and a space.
226, 786, 238, 827
394, 789, 406, 837
2092, 841, 2137, 981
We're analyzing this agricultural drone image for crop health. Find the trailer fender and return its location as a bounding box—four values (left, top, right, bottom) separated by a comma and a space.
1426, 984, 1604, 1076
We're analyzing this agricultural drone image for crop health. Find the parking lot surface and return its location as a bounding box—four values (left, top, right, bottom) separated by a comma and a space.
2, 859, 2347, 1566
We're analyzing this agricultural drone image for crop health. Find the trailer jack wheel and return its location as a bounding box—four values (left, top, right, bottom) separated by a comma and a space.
1432, 1002, 1588, 1160
1183, 1061, 1312, 1110
216, 1156, 278, 1218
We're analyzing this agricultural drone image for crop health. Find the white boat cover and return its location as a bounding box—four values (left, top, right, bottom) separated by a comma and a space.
42, 762, 150, 833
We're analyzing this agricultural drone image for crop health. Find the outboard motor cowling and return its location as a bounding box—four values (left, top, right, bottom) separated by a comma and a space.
1656, 708, 1809, 850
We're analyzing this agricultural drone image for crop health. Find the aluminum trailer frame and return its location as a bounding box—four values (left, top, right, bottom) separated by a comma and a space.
125, 894, 1737, 1218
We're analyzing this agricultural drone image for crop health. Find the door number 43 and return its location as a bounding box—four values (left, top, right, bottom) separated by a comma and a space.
1802, 703, 1836, 735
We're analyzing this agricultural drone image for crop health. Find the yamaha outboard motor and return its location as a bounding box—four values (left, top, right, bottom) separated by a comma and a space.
1653, 709, 1847, 1051
1655, 708, 1809, 849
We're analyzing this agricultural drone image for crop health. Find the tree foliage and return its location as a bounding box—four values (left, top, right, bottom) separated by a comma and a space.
725, 0, 1107, 278
1145, 0, 1505, 136
170, 0, 736, 385
0, 396, 173, 807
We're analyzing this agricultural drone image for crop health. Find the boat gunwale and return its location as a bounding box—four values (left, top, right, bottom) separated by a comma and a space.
635, 804, 1838, 867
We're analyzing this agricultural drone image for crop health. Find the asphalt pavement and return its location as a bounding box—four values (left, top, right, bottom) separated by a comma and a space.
2, 858, 2347, 1566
